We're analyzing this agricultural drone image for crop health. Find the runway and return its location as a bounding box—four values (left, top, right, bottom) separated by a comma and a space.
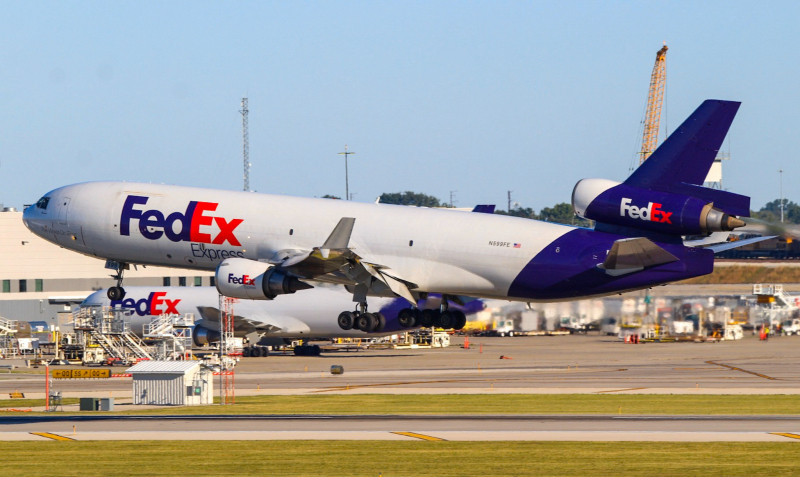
3, 414, 800, 442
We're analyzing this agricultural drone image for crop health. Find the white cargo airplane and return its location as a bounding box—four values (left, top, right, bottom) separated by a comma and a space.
24, 101, 764, 332
81, 286, 483, 355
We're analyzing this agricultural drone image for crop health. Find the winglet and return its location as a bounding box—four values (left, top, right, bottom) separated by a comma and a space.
320, 217, 355, 258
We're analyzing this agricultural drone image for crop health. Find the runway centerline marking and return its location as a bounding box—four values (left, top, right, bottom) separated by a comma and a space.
770, 432, 800, 441
30, 432, 74, 441
706, 361, 778, 380
392, 431, 446, 441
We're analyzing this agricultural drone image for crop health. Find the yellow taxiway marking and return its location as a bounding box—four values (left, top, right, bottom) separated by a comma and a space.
30, 432, 74, 441
594, 387, 647, 394
706, 361, 778, 380
771, 432, 800, 441
392, 431, 447, 442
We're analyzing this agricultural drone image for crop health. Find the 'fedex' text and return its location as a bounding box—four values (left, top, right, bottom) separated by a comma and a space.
120, 195, 243, 245
620, 198, 673, 224
111, 292, 180, 317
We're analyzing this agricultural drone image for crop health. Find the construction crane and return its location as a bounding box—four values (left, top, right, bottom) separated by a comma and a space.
639, 44, 668, 165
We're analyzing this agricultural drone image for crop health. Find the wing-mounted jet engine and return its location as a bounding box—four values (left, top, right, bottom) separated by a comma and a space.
215, 258, 312, 300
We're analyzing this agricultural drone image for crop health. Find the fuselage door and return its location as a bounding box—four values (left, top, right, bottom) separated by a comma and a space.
57, 197, 71, 225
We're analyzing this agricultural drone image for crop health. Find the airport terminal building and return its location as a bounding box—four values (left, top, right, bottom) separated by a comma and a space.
0, 209, 213, 322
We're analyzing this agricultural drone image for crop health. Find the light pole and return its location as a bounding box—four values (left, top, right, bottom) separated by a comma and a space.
338, 145, 356, 201
780, 169, 784, 223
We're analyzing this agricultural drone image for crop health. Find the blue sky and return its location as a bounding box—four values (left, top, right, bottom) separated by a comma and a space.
1, 1, 797, 211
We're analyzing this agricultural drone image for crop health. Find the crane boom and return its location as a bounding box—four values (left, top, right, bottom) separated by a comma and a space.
639, 44, 668, 165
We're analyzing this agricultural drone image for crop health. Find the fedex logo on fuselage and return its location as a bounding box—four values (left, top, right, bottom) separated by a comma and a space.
228, 274, 255, 286
111, 292, 181, 317
120, 195, 243, 246
620, 198, 673, 224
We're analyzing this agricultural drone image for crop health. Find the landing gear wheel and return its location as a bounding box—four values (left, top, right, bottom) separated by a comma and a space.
293, 346, 305, 356
452, 310, 467, 330
338, 311, 356, 330
311, 345, 321, 356
243, 347, 252, 358
372, 312, 386, 332
420, 309, 439, 328
356, 313, 377, 332
398, 309, 417, 328
107, 286, 125, 301
439, 311, 456, 329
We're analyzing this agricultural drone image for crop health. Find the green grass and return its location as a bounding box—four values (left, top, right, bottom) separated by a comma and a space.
0, 398, 78, 408
6, 394, 798, 416
2, 441, 799, 476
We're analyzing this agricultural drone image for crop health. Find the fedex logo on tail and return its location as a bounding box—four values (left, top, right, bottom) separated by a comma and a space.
228, 274, 255, 286
111, 292, 181, 316
620, 198, 672, 224
120, 195, 243, 246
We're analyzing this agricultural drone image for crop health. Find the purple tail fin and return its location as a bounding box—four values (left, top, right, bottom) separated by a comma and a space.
625, 99, 748, 216
472, 205, 496, 214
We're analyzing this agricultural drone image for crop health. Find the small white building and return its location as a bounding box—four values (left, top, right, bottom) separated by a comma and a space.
127, 361, 214, 406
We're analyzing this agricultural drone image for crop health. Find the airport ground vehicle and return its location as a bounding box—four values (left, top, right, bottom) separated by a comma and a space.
782, 318, 800, 336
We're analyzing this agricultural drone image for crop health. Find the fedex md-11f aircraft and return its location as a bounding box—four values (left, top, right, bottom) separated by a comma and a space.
24, 100, 763, 332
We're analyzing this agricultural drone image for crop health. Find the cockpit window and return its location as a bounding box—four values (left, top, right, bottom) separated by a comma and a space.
36, 197, 50, 210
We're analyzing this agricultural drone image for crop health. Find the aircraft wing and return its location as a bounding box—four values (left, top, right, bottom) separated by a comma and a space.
265, 217, 418, 305
195, 306, 281, 333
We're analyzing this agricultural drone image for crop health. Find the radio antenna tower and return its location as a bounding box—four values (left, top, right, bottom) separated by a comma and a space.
240, 98, 250, 192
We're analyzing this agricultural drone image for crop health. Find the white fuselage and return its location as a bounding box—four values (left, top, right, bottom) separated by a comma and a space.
82, 285, 406, 339
25, 181, 576, 301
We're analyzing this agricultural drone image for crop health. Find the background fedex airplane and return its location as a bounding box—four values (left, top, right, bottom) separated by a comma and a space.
82, 285, 484, 356
25, 100, 765, 332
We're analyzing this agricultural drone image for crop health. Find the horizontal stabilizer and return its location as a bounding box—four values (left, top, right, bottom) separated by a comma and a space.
626, 100, 740, 191
689, 235, 777, 254
598, 237, 679, 276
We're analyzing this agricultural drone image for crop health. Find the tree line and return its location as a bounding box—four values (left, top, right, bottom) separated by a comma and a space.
323, 192, 800, 227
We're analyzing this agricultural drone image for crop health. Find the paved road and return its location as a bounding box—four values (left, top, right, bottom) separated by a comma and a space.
4, 414, 800, 442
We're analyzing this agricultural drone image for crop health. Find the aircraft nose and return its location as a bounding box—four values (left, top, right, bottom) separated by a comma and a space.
22, 192, 54, 236
22, 202, 37, 230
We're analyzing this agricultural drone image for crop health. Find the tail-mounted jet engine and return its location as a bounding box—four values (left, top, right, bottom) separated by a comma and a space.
572, 178, 745, 236
215, 257, 312, 300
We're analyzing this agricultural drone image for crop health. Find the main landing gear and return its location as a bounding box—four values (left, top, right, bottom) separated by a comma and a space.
397, 299, 468, 331
106, 262, 128, 301
337, 302, 386, 333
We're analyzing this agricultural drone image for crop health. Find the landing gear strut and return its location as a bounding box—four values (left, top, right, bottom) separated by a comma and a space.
106, 262, 128, 301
